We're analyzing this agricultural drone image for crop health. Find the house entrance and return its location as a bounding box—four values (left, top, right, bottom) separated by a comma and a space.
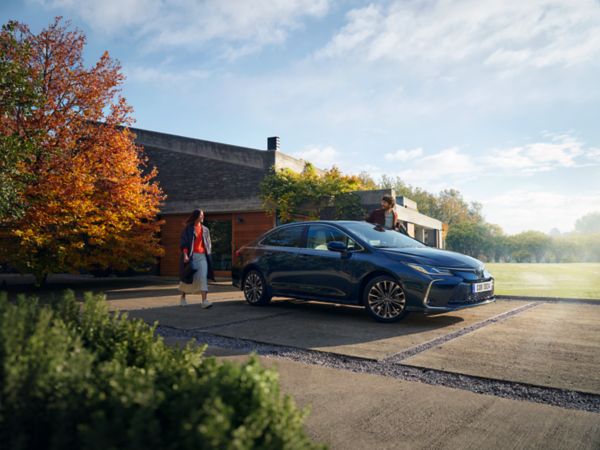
203, 219, 232, 272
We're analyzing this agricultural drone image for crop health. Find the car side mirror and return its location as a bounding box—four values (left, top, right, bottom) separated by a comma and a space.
327, 241, 347, 252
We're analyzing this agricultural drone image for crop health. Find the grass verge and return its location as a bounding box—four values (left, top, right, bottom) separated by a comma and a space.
486, 263, 600, 299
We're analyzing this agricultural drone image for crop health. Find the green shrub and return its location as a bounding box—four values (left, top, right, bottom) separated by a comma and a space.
0, 291, 325, 450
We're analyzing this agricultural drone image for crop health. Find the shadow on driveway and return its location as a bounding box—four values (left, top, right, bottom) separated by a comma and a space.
129, 298, 524, 360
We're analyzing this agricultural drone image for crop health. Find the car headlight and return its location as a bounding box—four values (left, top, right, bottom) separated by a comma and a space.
406, 263, 453, 276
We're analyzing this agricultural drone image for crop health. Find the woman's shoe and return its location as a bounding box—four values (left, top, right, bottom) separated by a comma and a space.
180, 294, 187, 306
201, 299, 213, 309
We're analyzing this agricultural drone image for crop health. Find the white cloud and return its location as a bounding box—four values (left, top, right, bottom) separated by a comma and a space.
34, 0, 160, 32
36, 0, 330, 56
483, 190, 600, 234
125, 66, 211, 85
362, 133, 599, 203
384, 148, 423, 161
586, 148, 600, 162
392, 147, 476, 189
484, 135, 585, 173
292, 145, 340, 168
317, 0, 600, 70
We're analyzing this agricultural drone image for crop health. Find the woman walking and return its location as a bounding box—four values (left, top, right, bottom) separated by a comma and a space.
179, 209, 214, 308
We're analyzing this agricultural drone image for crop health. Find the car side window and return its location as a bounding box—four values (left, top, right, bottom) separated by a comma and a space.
306, 225, 360, 251
261, 226, 304, 248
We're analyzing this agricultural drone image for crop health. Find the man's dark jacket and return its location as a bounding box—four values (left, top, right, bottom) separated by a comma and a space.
366, 208, 408, 235
179, 223, 215, 283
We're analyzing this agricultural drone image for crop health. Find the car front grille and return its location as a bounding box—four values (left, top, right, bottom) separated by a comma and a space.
448, 283, 494, 305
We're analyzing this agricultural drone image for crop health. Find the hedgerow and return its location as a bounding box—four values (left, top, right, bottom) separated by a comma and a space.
0, 291, 324, 450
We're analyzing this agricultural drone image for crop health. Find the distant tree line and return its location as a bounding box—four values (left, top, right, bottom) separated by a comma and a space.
261, 168, 600, 263
361, 174, 600, 263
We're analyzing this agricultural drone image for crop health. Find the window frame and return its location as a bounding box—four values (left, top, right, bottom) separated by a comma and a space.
305, 224, 364, 253
259, 224, 307, 248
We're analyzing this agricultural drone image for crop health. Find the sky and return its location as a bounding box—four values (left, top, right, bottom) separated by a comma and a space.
2, 0, 600, 234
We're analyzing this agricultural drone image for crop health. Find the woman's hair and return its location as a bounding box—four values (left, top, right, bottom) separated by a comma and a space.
185, 209, 203, 226
381, 195, 396, 207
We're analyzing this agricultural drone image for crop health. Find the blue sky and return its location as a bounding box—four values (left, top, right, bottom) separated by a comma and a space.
2, 0, 600, 234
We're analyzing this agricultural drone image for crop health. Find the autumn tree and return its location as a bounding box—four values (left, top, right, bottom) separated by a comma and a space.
0, 18, 164, 282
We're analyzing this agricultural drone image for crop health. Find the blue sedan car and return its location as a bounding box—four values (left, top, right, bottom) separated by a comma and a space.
232, 221, 494, 322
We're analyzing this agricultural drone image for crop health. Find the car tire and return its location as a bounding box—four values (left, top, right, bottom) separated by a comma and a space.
243, 270, 271, 306
363, 275, 409, 323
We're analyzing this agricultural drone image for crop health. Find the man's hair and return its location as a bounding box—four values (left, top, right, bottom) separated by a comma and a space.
381, 195, 395, 207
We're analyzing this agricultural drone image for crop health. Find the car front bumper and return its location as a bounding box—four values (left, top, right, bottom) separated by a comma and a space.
407, 277, 495, 312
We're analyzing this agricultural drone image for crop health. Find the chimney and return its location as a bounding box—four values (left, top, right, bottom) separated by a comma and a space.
267, 136, 280, 151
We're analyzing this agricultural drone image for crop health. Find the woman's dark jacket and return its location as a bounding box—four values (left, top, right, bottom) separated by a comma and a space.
179, 223, 215, 282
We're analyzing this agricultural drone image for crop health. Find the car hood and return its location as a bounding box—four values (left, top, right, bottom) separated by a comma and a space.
379, 247, 483, 269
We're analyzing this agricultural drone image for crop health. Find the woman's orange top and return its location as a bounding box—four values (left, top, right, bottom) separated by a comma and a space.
192, 224, 205, 253
183, 224, 205, 255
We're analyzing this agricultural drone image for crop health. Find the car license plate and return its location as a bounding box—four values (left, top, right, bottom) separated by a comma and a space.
472, 281, 493, 293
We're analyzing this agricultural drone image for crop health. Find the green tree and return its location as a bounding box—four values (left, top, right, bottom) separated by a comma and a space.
377, 177, 482, 225
0, 21, 42, 221
445, 222, 493, 259
508, 231, 552, 263
260, 163, 366, 223
575, 211, 600, 234
378, 175, 439, 217
356, 171, 378, 189
435, 189, 483, 225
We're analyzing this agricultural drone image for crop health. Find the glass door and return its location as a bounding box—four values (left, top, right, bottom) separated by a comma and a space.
203, 219, 232, 271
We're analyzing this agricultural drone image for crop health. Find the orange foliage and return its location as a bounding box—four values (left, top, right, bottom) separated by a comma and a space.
0, 18, 164, 281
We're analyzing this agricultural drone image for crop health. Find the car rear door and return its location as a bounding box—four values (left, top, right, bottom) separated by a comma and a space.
259, 225, 307, 295
297, 224, 361, 300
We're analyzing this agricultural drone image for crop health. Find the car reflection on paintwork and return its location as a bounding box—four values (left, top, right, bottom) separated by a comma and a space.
232, 221, 494, 323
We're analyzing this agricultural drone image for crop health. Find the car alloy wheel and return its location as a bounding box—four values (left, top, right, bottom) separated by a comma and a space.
243, 270, 271, 305
364, 276, 408, 322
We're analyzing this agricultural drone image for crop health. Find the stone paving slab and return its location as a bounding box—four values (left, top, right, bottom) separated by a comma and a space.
403, 303, 600, 394
128, 298, 290, 329
200, 300, 524, 360
107, 289, 246, 311
223, 355, 600, 450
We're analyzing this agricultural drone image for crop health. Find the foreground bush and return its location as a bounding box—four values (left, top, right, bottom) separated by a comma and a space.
0, 291, 324, 450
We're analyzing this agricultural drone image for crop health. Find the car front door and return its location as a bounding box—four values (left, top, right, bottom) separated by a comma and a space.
296, 224, 362, 301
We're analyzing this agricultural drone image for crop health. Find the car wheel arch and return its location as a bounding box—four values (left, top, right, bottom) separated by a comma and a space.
242, 264, 262, 284
242, 264, 273, 289
357, 270, 405, 305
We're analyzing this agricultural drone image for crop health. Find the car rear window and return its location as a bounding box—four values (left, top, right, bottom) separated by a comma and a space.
261, 226, 304, 247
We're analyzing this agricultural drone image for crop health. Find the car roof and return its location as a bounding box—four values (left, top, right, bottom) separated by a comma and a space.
276, 220, 360, 227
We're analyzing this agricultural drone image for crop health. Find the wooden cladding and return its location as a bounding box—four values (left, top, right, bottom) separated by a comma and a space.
158, 211, 275, 276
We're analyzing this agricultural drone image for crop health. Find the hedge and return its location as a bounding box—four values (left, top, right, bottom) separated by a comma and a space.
0, 291, 325, 450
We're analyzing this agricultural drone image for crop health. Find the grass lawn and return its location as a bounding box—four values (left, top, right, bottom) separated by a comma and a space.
486, 263, 600, 299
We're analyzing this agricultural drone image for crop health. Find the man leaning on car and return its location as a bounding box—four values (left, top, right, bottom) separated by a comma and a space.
367, 194, 408, 235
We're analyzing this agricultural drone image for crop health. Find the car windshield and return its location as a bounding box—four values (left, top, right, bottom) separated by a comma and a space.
343, 222, 426, 249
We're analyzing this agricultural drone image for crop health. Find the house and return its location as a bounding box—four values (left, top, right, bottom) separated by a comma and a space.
133, 127, 444, 277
